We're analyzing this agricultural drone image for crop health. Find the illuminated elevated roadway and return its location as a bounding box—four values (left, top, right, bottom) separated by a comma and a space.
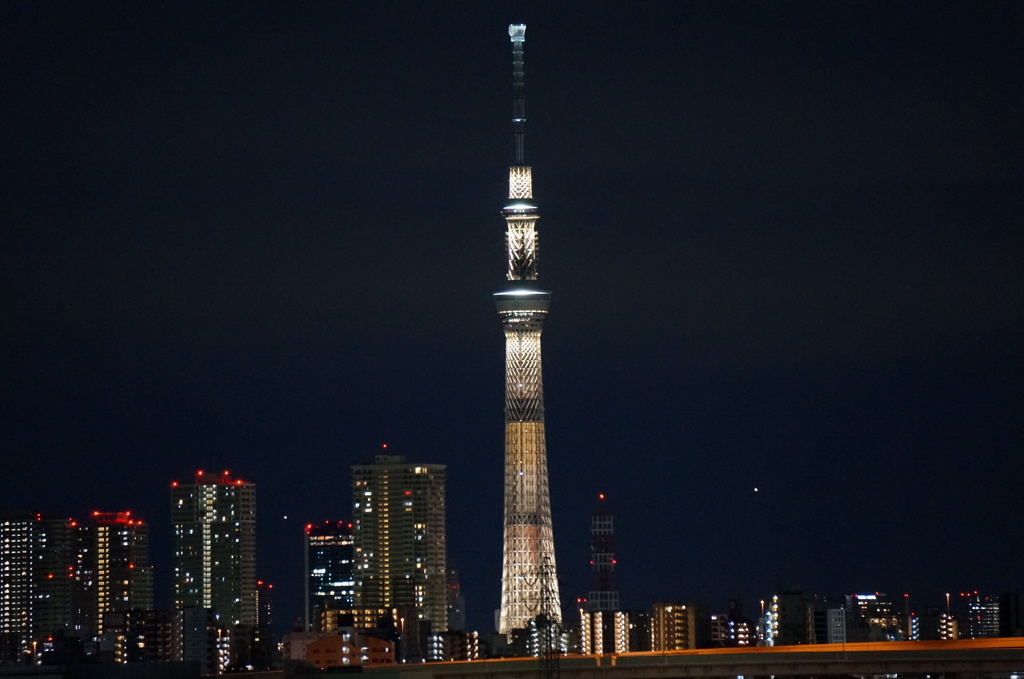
365, 638, 1024, 679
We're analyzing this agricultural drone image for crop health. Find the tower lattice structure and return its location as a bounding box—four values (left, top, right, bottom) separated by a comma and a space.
496, 23, 561, 635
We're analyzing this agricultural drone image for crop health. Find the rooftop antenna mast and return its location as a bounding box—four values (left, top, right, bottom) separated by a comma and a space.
510, 23, 527, 165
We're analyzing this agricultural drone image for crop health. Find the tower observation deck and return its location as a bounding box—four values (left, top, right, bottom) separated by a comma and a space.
495, 23, 561, 635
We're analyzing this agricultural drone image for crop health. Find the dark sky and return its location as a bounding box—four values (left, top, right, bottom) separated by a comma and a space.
3, 2, 1022, 635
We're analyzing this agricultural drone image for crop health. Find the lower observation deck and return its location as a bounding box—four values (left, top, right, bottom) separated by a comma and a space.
494, 287, 551, 314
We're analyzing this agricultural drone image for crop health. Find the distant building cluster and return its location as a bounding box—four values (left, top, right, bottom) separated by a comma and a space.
4, 465, 1024, 674
566, 502, 1024, 656
297, 452, 454, 665
0, 453, 459, 673
0, 510, 153, 665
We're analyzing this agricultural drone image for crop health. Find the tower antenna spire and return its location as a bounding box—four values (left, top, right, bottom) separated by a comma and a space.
509, 24, 527, 165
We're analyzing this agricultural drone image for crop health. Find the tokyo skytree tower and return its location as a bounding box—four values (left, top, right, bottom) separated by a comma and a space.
495, 23, 561, 634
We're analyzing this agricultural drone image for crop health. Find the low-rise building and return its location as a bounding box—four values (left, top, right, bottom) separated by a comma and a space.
304, 630, 394, 669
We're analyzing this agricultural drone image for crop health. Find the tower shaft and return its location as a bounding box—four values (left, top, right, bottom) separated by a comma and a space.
496, 23, 560, 635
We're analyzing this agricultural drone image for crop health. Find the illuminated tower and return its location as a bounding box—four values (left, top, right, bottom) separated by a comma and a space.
496, 23, 561, 634
171, 470, 257, 629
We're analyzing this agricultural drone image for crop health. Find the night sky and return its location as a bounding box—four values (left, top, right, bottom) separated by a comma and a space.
3, 2, 1022, 635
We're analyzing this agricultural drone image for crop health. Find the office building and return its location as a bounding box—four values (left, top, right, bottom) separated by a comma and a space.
846, 592, 904, 642
810, 596, 846, 645
814, 606, 847, 644
305, 521, 354, 630
960, 591, 1000, 638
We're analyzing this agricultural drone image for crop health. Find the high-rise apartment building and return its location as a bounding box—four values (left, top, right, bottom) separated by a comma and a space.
578, 609, 628, 655
1, 510, 151, 663
0, 512, 74, 664
495, 22, 561, 636
171, 471, 257, 629
304, 521, 354, 630
86, 511, 152, 635
352, 454, 447, 635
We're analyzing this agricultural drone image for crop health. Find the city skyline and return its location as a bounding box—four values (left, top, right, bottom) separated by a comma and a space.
3, 2, 1022, 637
5, 479, 1019, 646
